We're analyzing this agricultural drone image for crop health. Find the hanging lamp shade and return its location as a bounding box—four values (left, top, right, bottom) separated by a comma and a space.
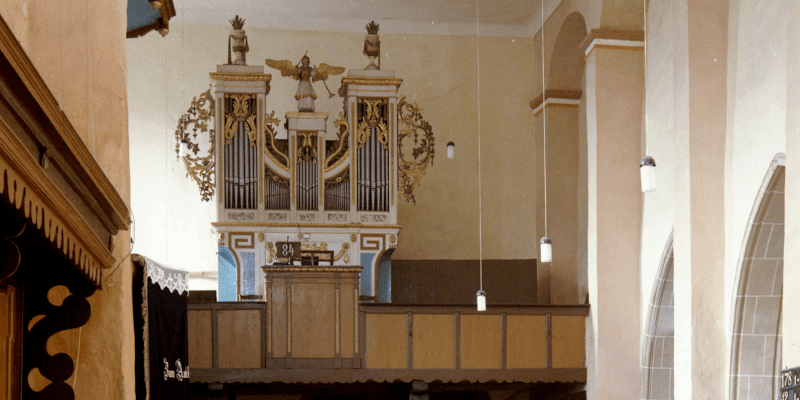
476, 290, 486, 311
178, 140, 190, 157
447, 141, 455, 159
539, 236, 552, 263
640, 156, 656, 193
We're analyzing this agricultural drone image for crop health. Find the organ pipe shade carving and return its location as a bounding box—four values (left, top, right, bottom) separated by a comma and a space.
264, 110, 289, 170
397, 95, 435, 204
326, 112, 350, 172
264, 165, 290, 210
325, 168, 350, 210
356, 98, 390, 211
296, 131, 319, 210
174, 89, 216, 201
224, 94, 259, 209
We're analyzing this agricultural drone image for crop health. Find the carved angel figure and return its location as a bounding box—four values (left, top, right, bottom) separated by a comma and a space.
265, 55, 345, 112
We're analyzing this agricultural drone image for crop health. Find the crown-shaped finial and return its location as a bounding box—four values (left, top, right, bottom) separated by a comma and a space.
229, 15, 245, 30
365, 21, 380, 35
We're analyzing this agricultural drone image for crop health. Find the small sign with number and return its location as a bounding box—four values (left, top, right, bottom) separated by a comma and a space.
781, 366, 800, 399
276, 242, 300, 258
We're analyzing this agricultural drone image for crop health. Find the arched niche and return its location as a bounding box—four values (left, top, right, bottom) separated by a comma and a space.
535, 11, 588, 304
640, 234, 674, 400
549, 12, 587, 92
730, 154, 784, 399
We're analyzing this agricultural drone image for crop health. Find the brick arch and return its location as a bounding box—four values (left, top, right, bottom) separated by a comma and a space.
730, 154, 784, 399
640, 234, 674, 400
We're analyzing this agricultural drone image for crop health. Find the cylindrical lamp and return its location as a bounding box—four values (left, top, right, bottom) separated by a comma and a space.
539, 236, 552, 263
447, 141, 455, 159
178, 139, 190, 157
476, 290, 486, 311
640, 156, 656, 193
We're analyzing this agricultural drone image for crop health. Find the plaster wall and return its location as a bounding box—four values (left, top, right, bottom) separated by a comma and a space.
638, 0, 788, 397
127, 21, 540, 287
0, 0, 135, 398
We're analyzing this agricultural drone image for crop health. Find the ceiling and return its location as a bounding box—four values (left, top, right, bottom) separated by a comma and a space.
176, 0, 562, 38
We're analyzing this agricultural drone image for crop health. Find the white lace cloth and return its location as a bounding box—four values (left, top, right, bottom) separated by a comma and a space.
132, 254, 189, 295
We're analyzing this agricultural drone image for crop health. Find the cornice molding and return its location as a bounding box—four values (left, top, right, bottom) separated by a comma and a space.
580, 29, 645, 58
212, 222, 402, 229
262, 265, 363, 273
0, 125, 114, 287
210, 73, 272, 83
529, 89, 583, 111
0, 15, 131, 232
341, 77, 404, 88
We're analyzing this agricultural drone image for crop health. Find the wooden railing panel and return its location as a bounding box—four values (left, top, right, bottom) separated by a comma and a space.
460, 314, 501, 369
365, 313, 407, 368
218, 309, 262, 368
506, 315, 547, 368
412, 314, 455, 369
292, 283, 335, 358
551, 315, 585, 368
188, 310, 213, 368
340, 286, 356, 358
269, 282, 288, 358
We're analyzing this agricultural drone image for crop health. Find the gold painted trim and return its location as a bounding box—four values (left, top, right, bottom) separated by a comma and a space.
325, 148, 350, 174
291, 136, 296, 205
210, 72, 272, 82
335, 287, 341, 355
214, 85, 267, 90
390, 106, 395, 206
0, 17, 130, 231
354, 288, 359, 354
218, 100, 224, 204
350, 102, 356, 206
341, 77, 404, 87
262, 266, 363, 273
214, 222, 401, 229
287, 286, 292, 354
259, 99, 264, 204
285, 112, 328, 117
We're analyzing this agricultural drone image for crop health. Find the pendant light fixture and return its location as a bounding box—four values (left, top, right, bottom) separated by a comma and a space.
475, 0, 486, 311
538, 0, 552, 264
178, 139, 190, 157
640, 0, 656, 193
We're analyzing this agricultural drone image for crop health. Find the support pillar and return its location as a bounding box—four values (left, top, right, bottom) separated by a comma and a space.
584, 31, 644, 399
671, 0, 728, 398
783, 0, 800, 374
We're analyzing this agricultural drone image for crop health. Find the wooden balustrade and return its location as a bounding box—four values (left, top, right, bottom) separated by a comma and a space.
188, 300, 589, 384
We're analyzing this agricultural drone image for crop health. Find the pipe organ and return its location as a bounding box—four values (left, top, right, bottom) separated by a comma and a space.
176, 18, 434, 303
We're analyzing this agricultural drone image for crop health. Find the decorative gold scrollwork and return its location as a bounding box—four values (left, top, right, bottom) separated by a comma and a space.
326, 112, 350, 172
397, 95, 435, 204
356, 98, 388, 149
263, 110, 289, 170
224, 94, 257, 145
325, 168, 350, 189
297, 131, 318, 163
175, 89, 216, 201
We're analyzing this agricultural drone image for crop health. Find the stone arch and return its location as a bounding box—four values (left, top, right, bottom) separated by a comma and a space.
729, 154, 785, 399
549, 11, 587, 92
640, 234, 674, 400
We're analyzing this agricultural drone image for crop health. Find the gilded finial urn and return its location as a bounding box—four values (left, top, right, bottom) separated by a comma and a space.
363, 21, 380, 70
228, 15, 249, 65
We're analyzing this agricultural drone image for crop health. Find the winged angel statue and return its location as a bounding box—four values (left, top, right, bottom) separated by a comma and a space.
265, 55, 345, 112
